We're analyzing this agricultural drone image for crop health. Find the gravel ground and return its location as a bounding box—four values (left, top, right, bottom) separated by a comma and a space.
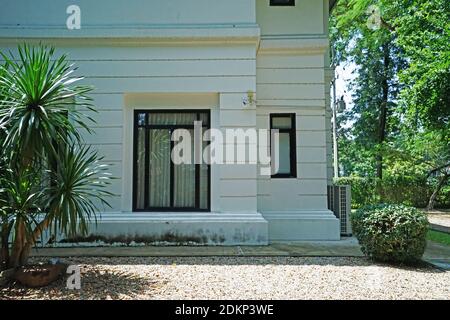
1, 257, 449, 300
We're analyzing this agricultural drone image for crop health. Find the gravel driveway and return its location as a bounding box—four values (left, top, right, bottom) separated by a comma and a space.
1, 257, 449, 300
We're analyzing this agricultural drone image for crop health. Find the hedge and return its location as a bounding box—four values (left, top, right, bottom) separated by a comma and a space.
335, 176, 450, 209
351, 204, 428, 263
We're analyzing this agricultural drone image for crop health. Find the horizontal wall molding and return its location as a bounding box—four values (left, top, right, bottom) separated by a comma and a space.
261, 210, 335, 218
95, 212, 267, 222
0, 25, 261, 46
258, 36, 329, 55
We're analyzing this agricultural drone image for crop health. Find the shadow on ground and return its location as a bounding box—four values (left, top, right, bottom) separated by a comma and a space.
0, 264, 166, 300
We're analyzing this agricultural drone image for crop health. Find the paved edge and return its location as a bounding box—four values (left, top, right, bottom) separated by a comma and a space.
31, 243, 365, 258
430, 223, 450, 234
423, 259, 450, 271
29, 241, 450, 273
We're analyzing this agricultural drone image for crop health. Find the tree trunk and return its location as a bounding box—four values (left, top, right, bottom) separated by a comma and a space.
8, 219, 26, 268
20, 218, 51, 267
427, 173, 450, 211
376, 43, 390, 180
0, 222, 12, 271
5, 214, 52, 269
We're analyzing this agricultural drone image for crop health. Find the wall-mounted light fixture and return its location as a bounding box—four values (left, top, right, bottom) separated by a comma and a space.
243, 90, 256, 107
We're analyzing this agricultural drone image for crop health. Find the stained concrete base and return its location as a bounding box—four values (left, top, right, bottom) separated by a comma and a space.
79, 212, 269, 246
262, 211, 341, 241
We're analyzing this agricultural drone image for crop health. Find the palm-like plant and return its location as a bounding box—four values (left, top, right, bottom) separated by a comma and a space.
0, 45, 94, 165
0, 45, 112, 269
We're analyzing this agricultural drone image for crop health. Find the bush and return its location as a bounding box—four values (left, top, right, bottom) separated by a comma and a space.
377, 175, 431, 208
351, 204, 429, 263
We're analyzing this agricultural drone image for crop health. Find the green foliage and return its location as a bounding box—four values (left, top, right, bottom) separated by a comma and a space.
331, 0, 407, 179
437, 186, 450, 208
377, 175, 431, 208
0, 45, 94, 165
335, 176, 377, 208
0, 44, 113, 268
43, 145, 113, 238
393, 0, 450, 134
331, 0, 450, 207
351, 204, 429, 263
336, 174, 450, 209
427, 230, 450, 246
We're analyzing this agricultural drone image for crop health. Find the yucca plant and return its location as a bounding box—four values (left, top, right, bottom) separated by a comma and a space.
0, 44, 113, 269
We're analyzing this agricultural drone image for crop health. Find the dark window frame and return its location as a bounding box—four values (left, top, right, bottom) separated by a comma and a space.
132, 109, 211, 212
270, 0, 295, 7
270, 113, 297, 179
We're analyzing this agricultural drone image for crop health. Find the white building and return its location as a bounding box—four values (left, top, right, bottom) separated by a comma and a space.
0, 0, 340, 244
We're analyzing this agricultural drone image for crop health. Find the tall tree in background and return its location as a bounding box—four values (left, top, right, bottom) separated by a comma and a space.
331, 0, 406, 179
392, 0, 450, 209
331, 0, 449, 208
394, 0, 450, 135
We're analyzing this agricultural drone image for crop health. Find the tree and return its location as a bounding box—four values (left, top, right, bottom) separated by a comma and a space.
0, 45, 113, 269
331, 0, 406, 179
393, 0, 450, 209
331, 0, 449, 209
393, 0, 450, 135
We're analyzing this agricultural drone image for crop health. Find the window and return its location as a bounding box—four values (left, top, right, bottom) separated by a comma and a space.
270, 0, 295, 6
270, 113, 297, 178
133, 110, 210, 211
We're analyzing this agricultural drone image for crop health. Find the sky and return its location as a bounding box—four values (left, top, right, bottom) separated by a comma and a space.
334, 61, 357, 110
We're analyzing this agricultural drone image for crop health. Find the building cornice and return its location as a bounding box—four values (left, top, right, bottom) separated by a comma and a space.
0, 24, 261, 46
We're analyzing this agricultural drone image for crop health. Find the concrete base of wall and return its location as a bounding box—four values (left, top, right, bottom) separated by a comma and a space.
45, 211, 340, 245
84, 212, 269, 245
261, 210, 340, 241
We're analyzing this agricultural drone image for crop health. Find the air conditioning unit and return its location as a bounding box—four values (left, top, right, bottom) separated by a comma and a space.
327, 185, 352, 236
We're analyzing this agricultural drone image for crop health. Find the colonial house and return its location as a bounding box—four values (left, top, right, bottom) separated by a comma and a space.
0, 0, 340, 244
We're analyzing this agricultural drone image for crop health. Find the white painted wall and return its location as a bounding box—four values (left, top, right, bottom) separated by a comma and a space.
256, 0, 326, 36
255, 0, 339, 240
0, 0, 256, 27
0, 41, 258, 213
0, 0, 339, 242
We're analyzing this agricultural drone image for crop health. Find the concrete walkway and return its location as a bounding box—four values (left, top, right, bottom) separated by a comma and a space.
423, 241, 450, 270
426, 209, 450, 233
30, 237, 450, 270
32, 237, 363, 257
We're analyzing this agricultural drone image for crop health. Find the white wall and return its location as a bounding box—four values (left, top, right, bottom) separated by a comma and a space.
0, 41, 258, 214
256, 48, 328, 211
256, 0, 326, 36
0, 0, 256, 28
0, 0, 339, 241
255, 0, 339, 240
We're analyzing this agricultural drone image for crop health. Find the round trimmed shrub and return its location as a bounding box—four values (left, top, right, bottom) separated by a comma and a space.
351, 204, 429, 263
